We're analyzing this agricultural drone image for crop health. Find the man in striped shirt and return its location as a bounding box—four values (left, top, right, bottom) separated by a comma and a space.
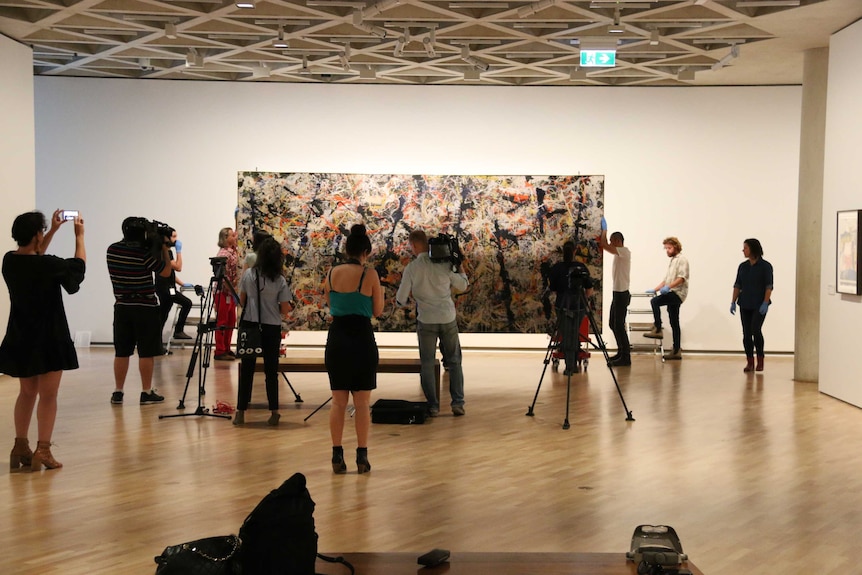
106, 217, 172, 405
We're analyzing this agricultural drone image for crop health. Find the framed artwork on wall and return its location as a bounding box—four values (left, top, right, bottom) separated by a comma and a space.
236, 172, 605, 333
836, 210, 861, 295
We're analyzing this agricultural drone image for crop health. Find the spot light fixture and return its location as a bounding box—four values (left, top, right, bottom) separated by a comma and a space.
711, 44, 739, 71
165, 22, 177, 39
649, 29, 659, 45
273, 25, 288, 48
460, 45, 490, 72
235, 1, 255, 8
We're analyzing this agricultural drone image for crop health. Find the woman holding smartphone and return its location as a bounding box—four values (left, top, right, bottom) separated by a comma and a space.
1, 209, 86, 471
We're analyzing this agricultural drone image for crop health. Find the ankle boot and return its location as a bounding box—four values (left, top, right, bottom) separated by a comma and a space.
30, 441, 62, 471
10, 437, 33, 470
744, 357, 755, 372
756, 355, 764, 372
332, 446, 347, 474
356, 447, 371, 474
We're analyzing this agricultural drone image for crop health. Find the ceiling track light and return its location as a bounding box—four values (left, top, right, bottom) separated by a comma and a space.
608, 8, 624, 33
273, 25, 289, 48
393, 37, 405, 57
460, 45, 490, 72
711, 44, 739, 71
359, 65, 376, 79
185, 48, 203, 67
517, 0, 556, 18
300, 54, 310, 74
423, 36, 436, 57
165, 22, 177, 39
235, 1, 255, 8
649, 29, 659, 45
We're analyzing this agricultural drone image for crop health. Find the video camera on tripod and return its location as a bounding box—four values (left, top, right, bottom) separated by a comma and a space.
428, 233, 463, 272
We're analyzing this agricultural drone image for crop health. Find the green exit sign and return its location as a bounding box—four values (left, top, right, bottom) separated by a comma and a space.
580, 50, 616, 67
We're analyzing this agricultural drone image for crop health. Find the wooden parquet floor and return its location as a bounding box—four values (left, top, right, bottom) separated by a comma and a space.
2, 347, 859, 575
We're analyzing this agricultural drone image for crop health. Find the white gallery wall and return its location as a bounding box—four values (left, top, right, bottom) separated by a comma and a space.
820, 18, 862, 407
33, 77, 802, 351
0, 35, 36, 337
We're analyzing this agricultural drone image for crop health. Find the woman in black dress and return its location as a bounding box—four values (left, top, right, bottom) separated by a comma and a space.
324, 225, 383, 474
1, 210, 86, 471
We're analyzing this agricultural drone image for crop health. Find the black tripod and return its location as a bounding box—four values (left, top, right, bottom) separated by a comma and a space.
527, 287, 634, 428
160, 257, 237, 422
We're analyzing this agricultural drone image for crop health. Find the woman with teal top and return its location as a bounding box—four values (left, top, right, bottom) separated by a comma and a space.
324, 224, 383, 474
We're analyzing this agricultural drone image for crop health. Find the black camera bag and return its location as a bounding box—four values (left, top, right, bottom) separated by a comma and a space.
371, 399, 429, 424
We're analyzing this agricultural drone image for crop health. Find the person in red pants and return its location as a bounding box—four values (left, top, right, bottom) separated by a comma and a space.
214, 227, 239, 361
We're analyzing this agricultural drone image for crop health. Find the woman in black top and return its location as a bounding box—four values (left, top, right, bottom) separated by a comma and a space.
730, 238, 773, 372
1, 210, 86, 471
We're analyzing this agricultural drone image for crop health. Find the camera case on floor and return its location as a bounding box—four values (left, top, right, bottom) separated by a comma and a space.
371, 399, 429, 424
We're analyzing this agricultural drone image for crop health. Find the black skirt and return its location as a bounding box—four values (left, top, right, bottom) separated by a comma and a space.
325, 315, 378, 391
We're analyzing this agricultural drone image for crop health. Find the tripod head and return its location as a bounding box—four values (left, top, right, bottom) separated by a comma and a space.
209, 256, 227, 280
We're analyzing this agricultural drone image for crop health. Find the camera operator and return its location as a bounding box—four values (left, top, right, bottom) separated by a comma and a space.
548, 241, 594, 376
155, 227, 193, 344
106, 217, 172, 405
396, 230, 468, 417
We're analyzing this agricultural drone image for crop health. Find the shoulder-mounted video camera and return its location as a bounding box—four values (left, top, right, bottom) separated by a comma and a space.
122, 217, 173, 257
428, 233, 463, 272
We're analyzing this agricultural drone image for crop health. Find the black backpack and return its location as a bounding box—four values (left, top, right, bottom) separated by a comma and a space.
238, 472, 319, 575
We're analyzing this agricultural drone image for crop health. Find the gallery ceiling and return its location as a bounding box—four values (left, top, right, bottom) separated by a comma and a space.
1, 0, 860, 86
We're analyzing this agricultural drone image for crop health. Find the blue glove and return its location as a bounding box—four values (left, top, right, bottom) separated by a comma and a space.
645, 289, 655, 294
600, 216, 608, 231
174, 239, 182, 253
183, 282, 193, 288
659, 285, 670, 295
730, 302, 736, 315
759, 301, 769, 315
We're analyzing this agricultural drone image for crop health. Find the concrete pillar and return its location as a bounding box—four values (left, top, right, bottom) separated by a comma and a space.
794, 48, 829, 382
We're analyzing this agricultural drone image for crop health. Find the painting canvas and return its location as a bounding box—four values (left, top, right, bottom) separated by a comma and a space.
836, 210, 861, 295
236, 172, 605, 333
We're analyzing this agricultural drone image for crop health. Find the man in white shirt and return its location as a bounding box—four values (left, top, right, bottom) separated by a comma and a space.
599, 218, 632, 367
644, 236, 690, 360
396, 230, 469, 416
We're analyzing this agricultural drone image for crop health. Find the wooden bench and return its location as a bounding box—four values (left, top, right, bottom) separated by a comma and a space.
243, 356, 441, 401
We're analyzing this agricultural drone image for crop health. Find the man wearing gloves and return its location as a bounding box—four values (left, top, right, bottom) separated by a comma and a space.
644, 237, 689, 360
155, 228, 194, 343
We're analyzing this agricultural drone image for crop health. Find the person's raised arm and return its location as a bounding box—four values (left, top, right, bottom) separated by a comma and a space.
41, 209, 66, 255
73, 215, 86, 263
172, 238, 183, 272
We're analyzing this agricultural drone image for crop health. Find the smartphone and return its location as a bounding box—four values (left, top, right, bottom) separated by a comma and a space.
61, 210, 78, 221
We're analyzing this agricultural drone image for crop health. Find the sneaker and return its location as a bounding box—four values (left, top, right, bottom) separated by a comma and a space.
173, 332, 193, 340
110, 391, 124, 405
452, 405, 465, 416
140, 390, 165, 404
644, 326, 664, 339
663, 350, 683, 361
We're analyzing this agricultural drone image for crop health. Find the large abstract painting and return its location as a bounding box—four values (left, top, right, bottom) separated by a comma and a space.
237, 172, 604, 333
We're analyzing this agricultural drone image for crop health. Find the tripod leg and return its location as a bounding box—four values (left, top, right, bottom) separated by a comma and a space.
563, 372, 572, 430
527, 325, 559, 416
304, 396, 332, 422
580, 291, 635, 422
280, 372, 303, 403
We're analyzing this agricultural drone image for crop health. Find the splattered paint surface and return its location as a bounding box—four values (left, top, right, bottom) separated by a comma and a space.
237, 172, 604, 333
